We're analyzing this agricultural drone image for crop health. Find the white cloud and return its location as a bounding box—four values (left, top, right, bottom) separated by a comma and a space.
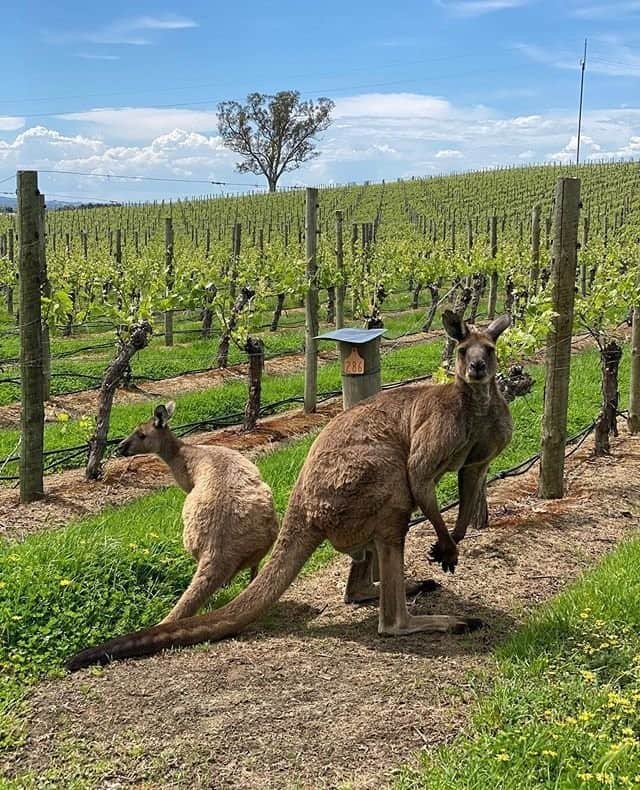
0, 116, 25, 132
571, 2, 640, 19
515, 38, 640, 78
436, 149, 463, 158
57, 107, 219, 141
436, 0, 531, 16
45, 14, 197, 47
76, 53, 120, 61
335, 93, 452, 120
518, 150, 535, 159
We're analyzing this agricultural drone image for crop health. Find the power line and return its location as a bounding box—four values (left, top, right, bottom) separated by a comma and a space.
0, 53, 505, 108
37, 169, 265, 188
9, 66, 534, 122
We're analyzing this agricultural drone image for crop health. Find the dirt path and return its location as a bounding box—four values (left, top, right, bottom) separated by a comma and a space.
3, 432, 639, 789
0, 330, 443, 429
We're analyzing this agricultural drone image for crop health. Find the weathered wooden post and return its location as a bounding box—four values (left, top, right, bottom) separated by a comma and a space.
164, 217, 174, 347
530, 204, 541, 295
38, 194, 51, 402
538, 177, 581, 499
487, 215, 498, 320
580, 215, 589, 297
7, 224, 14, 317
18, 170, 45, 503
243, 336, 265, 431
230, 222, 241, 299
304, 188, 319, 413
630, 304, 640, 434
335, 209, 345, 329
317, 328, 384, 410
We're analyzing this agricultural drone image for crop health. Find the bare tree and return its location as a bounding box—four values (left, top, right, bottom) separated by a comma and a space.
217, 91, 334, 192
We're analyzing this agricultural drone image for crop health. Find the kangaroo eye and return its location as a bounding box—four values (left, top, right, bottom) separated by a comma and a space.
136, 431, 146, 440
458, 348, 466, 357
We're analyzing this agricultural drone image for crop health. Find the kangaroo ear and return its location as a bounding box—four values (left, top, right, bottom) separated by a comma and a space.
486, 314, 511, 342
442, 310, 468, 342
154, 404, 170, 428
165, 401, 176, 420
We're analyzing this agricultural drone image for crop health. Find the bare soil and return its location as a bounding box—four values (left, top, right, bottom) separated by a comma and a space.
3, 432, 639, 789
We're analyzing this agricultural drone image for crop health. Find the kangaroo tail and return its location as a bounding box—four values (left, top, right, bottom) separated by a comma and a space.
65, 519, 322, 672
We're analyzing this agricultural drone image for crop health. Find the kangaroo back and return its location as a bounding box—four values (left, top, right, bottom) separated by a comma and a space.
66, 511, 321, 671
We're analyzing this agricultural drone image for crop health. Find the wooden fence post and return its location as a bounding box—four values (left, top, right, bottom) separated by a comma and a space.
335, 209, 345, 329
304, 188, 319, 413
530, 204, 541, 295
164, 217, 174, 347
18, 171, 45, 503
487, 215, 498, 319
7, 225, 14, 317
630, 305, 640, 434
39, 194, 51, 402
538, 177, 581, 499
230, 222, 241, 299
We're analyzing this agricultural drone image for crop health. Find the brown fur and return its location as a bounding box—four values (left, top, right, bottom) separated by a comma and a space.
116, 402, 279, 624
67, 314, 512, 670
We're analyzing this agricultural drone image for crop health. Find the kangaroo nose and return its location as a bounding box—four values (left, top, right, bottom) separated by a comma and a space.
470, 360, 486, 372
115, 440, 129, 457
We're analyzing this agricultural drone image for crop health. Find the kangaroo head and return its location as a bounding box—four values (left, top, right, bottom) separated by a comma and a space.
117, 401, 176, 457
443, 311, 511, 385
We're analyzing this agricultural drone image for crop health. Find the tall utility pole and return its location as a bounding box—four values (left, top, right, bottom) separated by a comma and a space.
576, 38, 588, 167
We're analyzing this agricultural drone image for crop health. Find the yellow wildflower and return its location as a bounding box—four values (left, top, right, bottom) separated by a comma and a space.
496, 753, 510, 762
59, 578, 72, 587
580, 670, 596, 683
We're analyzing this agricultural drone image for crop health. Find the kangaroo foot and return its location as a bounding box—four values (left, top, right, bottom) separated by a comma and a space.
428, 538, 459, 573
379, 614, 484, 637
346, 578, 440, 605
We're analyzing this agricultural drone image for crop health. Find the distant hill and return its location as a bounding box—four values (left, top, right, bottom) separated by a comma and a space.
0, 196, 117, 212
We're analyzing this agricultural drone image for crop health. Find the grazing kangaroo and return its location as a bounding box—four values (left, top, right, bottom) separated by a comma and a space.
67, 313, 512, 670
116, 402, 279, 625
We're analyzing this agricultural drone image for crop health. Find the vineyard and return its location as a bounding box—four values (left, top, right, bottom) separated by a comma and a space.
1, 160, 640, 788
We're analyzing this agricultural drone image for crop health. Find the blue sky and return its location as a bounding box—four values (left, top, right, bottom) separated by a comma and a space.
1, 0, 639, 201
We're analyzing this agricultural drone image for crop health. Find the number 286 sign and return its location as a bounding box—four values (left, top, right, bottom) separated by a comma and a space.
343, 348, 365, 375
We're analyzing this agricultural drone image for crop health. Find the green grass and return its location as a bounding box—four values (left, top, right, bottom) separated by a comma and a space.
0, 337, 446, 478
396, 536, 640, 789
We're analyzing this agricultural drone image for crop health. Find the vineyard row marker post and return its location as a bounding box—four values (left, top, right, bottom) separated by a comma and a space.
630, 304, 640, 434
487, 215, 498, 320
18, 170, 45, 503
304, 188, 319, 413
530, 204, 541, 295
39, 193, 51, 402
164, 217, 174, 347
538, 177, 581, 499
335, 209, 345, 329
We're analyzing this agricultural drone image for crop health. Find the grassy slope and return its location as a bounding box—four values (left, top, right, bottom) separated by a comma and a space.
396, 537, 640, 789
0, 344, 631, 757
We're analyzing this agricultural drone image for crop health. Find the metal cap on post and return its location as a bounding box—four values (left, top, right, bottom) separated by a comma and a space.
316, 328, 385, 410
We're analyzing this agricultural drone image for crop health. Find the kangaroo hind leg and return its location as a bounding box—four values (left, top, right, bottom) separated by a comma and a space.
160, 555, 233, 624
376, 538, 482, 637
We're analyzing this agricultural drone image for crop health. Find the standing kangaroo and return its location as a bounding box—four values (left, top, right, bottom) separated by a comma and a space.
116, 402, 279, 624
67, 312, 512, 670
